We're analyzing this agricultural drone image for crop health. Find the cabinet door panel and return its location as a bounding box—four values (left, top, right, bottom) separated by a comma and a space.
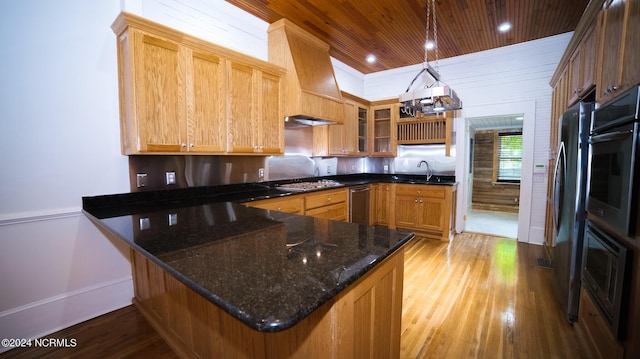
417, 198, 444, 232
597, 0, 626, 103
621, 0, 640, 90
227, 62, 256, 152
394, 196, 417, 228
259, 71, 284, 154
189, 51, 226, 152
374, 184, 390, 226
134, 32, 185, 152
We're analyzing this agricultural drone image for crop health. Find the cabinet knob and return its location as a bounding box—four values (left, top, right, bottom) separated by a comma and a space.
605, 86, 618, 95
327, 197, 331, 201
415, 199, 418, 203
181, 143, 187, 147
190, 143, 195, 148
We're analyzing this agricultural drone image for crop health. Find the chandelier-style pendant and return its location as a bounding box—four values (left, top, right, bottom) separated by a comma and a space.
399, 0, 462, 116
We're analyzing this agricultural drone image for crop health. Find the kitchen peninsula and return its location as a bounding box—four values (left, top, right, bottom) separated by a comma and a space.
83, 180, 415, 358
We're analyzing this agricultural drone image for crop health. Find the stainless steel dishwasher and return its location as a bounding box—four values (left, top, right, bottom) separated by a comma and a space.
349, 185, 371, 225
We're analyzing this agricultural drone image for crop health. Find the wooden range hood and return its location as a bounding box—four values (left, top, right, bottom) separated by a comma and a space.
268, 19, 344, 125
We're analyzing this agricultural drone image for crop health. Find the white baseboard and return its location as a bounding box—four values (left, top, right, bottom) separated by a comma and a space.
528, 226, 545, 245
0, 276, 133, 354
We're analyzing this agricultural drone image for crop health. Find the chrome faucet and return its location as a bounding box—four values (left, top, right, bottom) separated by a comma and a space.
417, 160, 433, 181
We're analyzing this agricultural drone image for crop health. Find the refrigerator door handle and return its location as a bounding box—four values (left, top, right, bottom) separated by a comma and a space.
553, 142, 566, 235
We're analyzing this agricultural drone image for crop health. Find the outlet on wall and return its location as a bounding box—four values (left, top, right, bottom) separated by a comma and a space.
166, 171, 176, 185
136, 173, 148, 188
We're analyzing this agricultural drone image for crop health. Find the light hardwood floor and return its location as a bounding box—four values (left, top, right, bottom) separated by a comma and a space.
1, 233, 595, 358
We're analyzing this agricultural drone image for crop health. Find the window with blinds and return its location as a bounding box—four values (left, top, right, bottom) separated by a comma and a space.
496, 132, 522, 182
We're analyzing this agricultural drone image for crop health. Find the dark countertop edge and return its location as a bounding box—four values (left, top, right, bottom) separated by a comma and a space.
82, 173, 457, 216
84, 208, 414, 332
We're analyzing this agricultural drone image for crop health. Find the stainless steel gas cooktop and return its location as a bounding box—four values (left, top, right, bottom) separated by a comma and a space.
276, 180, 342, 192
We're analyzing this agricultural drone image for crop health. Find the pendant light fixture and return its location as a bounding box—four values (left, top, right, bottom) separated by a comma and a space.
399, 0, 462, 116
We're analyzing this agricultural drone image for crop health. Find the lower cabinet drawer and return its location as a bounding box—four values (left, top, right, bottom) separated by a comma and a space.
305, 189, 348, 210
305, 202, 347, 221
249, 197, 302, 213
395, 184, 445, 198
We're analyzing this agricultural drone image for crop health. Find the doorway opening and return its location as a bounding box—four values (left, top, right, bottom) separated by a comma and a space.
465, 114, 523, 239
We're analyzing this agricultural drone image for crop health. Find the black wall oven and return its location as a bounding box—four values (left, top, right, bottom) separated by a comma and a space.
587, 86, 640, 237
582, 220, 630, 339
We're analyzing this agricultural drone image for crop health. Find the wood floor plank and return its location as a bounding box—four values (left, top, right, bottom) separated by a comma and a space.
0, 233, 595, 358
400, 233, 595, 359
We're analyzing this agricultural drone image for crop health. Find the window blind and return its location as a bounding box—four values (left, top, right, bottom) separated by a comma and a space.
497, 133, 522, 182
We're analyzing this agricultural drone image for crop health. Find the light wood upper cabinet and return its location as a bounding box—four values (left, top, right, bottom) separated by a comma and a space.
226, 62, 284, 154
123, 31, 186, 153
328, 95, 369, 156
597, 0, 630, 104
370, 101, 398, 157
112, 12, 284, 155
357, 104, 369, 155
258, 71, 285, 153
620, 0, 640, 93
226, 62, 255, 153
189, 50, 226, 152
567, 21, 597, 106
328, 100, 358, 156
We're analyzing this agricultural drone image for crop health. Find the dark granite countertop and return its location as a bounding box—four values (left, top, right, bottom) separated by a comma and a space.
82, 173, 422, 332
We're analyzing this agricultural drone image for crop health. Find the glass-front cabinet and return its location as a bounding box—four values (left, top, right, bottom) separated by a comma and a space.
370, 102, 398, 156
358, 105, 368, 154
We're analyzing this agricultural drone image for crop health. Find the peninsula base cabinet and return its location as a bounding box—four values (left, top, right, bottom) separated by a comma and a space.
130, 245, 405, 359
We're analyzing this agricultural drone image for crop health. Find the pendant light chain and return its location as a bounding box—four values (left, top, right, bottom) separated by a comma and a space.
425, 0, 430, 65
432, 0, 439, 74
424, 0, 439, 75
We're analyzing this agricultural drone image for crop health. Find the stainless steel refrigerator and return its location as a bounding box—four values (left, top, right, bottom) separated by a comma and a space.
552, 101, 593, 323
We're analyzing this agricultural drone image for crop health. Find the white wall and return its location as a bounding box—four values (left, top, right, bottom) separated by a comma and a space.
364, 32, 572, 244
0, 0, 132, 349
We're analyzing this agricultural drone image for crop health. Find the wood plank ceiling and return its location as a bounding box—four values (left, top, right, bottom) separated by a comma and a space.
227, 0, 590, 74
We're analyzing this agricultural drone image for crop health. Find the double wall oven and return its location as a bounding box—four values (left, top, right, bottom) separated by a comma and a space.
583, 86, 640, 339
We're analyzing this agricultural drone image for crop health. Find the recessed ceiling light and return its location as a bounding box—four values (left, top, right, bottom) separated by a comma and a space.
425, 40, 435, 50
366, 54, 376, 63
498, 22, 512, 32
